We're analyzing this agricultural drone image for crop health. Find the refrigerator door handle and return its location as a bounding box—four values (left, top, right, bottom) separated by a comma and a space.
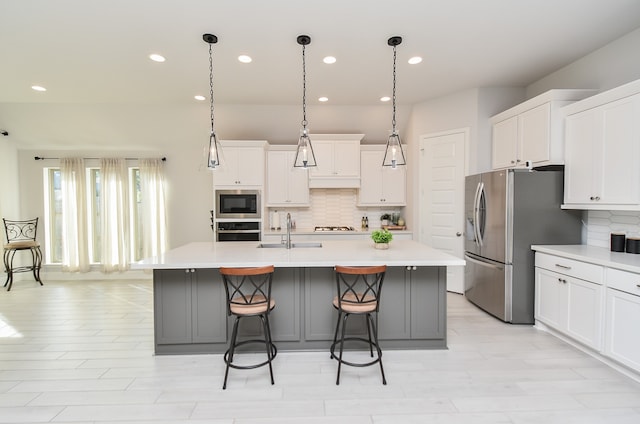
474, 182, 484, 247
464, 253, 504, 271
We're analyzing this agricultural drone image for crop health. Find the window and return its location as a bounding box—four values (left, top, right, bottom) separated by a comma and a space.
44, 166, 143, 265
43, 169, 62, 264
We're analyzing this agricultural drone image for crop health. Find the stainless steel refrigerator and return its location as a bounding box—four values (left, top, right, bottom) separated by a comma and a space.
464, 168, 582, 324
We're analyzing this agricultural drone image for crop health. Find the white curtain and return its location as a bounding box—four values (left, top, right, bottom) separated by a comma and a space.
60, 158, 90, 272
100, 158, 130, 272
139, 158, 168, 259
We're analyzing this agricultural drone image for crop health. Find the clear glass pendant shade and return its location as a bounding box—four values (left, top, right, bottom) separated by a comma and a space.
208, 131, 221, 169
294, 129, 317, 168
383, 132, 406, 169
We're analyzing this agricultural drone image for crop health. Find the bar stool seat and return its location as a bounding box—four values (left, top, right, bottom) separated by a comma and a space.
330, 264, 387, 385
219, 265, 277, 390
3, 218, 43, 291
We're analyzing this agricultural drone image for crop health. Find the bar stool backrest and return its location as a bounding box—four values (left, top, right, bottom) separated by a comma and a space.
3, 218, 39, 244
334, 265, 387, 313
219, 265, 275, 316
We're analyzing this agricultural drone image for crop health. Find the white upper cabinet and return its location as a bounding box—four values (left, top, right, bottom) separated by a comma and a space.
213, 140, 267, 187
563, 79, 640, 209
307, 134, 363, 188
491, 89, 596, 170
266, 148, 310, 207
358, 146, 406, 206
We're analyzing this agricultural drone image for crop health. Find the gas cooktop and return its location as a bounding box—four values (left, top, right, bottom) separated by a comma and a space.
314, 226, 356, 232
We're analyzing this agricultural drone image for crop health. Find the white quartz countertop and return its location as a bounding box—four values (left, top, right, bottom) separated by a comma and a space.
133, 240, 465, 269
531, 244, 640, 273
263, 228, 413, 236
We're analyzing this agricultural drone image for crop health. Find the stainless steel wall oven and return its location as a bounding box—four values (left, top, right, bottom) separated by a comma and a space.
216, 221, 261, 242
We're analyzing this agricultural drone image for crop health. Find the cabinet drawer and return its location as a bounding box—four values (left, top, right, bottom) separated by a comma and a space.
535, 252, 603, 283
606, 268, 640, 296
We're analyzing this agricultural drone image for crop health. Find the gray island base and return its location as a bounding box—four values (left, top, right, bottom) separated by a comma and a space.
133, 240, 465, 355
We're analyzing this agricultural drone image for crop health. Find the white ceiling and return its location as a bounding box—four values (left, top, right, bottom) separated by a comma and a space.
2, 0, 640, 150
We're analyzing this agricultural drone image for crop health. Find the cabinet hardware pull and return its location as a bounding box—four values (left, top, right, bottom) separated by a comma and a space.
555, 264, 571, 269
636, 284, 640, 288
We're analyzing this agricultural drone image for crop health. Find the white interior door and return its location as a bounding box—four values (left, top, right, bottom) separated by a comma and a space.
419, 129, 468, 294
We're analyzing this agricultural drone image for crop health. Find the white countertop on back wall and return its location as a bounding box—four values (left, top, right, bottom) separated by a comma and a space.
531, 244, 640, 273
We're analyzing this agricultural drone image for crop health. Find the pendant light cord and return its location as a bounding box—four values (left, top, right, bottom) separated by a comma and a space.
209, 42, 215, 131
391, 43, 397, 134
301, 43, 307, 130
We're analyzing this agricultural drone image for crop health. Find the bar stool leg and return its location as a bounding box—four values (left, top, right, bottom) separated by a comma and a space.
336, 313, 349, 385
261, 315, 275, 385
330, 310, 343, 359
368, 313, 387, 385
223, 316, 241, 390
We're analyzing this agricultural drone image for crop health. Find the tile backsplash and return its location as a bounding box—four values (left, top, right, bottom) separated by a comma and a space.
267, 188, 403, 230
586, 210, 640, 249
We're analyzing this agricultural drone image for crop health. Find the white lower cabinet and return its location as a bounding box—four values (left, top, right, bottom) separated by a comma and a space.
535, 250, 640, 376
535, 259, 603, 350
604, 268, 640, 372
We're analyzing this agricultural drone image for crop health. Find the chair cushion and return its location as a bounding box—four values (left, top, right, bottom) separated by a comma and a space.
230, 295, 276, 315
4, 240, 40, 250
333, 293, 377, 313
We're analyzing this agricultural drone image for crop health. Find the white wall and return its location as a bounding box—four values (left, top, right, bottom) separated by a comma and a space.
526, 27, 640, 97
0, 136, 20, 222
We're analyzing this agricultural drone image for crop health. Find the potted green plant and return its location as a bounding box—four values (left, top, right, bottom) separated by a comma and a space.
371, 228, 393, 249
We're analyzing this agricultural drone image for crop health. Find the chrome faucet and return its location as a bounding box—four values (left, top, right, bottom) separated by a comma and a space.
286, 212, 292, 249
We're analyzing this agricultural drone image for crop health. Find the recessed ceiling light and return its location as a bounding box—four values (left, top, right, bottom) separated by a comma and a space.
194, 95, 206, 101
238, 55, 252, 63
380, 96, 391, 102
408, 56, 422, 64
323, 56, 336, 64
318, 97, 328, 102
149, 54, 166, 62
31, 85, 47, 92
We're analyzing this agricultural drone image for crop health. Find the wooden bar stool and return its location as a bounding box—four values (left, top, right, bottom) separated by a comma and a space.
219, 265, 277, 390
3, 218, 43, 291
330, 264, 387, 385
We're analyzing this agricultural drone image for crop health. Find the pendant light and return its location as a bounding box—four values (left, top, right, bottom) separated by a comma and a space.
383, 36, 406, 169
293, 35, 317, 168
204, 33, 222, 169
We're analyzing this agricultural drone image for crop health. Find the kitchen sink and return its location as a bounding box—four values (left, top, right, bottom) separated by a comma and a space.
257, 242, 322, 249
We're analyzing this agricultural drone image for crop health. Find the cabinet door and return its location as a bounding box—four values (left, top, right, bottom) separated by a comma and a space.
599, 96, 640, 205
409, 266, 446, 340
154, 269, 193, 345
270, 267, 302, 341
566, 277, 603, 350
266, 151, 309, 206
564, 109, 599, 205
213, 148, 240, 186
605, 288, 640, 372
381, 165, 406, 205
520, 103, 551, 164
266, 151, 290, 205
535, 267, 567, 329
377, 267, 411, 339
492, 116, 518, 169
358, 151, 384, 205
333, 141, 360, 177
237, 147, 265, 186
309, 141, 334, 177
191, 269, 227, 343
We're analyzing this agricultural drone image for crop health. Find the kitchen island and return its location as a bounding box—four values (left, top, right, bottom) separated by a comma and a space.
133, 240, 465, 355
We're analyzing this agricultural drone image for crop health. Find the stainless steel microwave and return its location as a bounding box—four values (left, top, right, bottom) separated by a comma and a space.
215, 189, 261, 219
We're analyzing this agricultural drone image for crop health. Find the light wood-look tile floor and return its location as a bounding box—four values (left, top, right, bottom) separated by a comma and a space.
1, 278, 640, 423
